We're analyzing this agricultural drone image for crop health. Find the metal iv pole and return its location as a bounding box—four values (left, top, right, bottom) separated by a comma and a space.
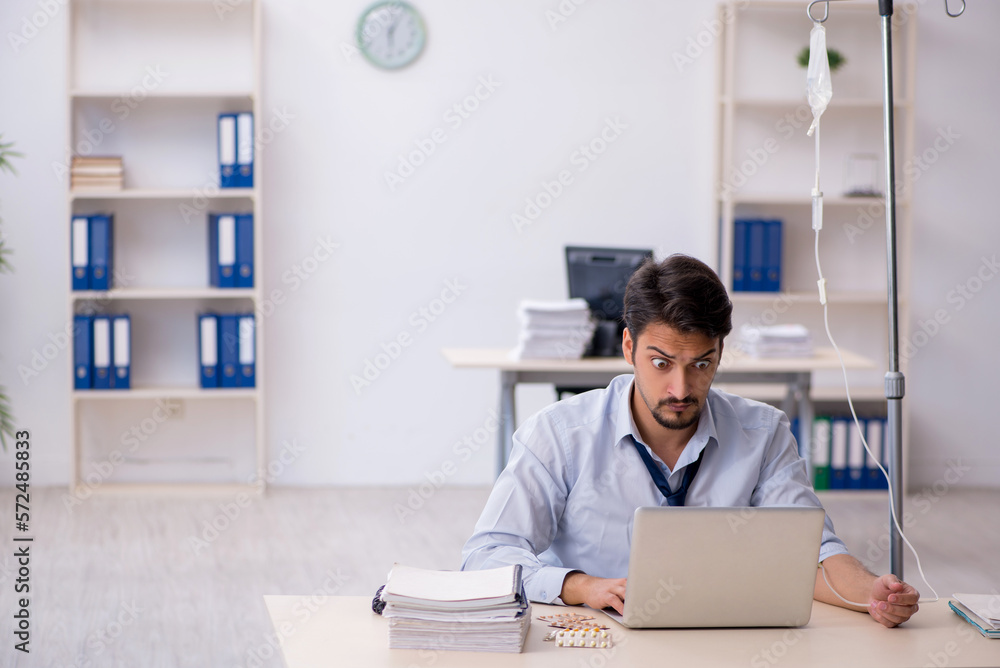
807, 0, 966, 580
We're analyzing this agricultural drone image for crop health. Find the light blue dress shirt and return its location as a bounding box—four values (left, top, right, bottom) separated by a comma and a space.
461, 374, 849, 604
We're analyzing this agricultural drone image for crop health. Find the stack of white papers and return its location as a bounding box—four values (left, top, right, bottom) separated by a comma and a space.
510, 299, 595, 360
381, 563, 530, 653
951, 594, 1000, 638
739, 324, 814, 358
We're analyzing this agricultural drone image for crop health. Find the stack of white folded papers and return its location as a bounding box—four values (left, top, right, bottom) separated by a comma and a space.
510, 299, 595, 360
739, 324, 814, 358
950, 593, 1000, 638
381, 563, 530, 653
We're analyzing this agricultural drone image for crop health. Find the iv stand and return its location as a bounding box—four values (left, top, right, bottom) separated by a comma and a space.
809, 0, 907, 580
877, 0, 905, 580
808, 0, 967, 583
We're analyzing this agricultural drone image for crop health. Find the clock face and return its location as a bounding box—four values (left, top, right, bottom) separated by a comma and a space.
357, 2, 426, 70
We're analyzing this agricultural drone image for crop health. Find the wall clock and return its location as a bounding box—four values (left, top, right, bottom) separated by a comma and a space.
356, 2, 427, 70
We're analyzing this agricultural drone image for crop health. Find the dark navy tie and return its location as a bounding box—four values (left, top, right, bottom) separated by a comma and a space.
629, 436, 705, 506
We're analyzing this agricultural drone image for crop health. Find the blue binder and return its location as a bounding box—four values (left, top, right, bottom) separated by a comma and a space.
868, 418, 889, 489
89, 214, 113, 291
218, 314, 239, 388
847, 417, 867, 490
71, 216, 90, 291
236, 213, 254, 288
236, 112, 254, 188
208, 214, 237, 288
92, 315, 113, 390
198, 313, 219, 388
111, 314, 131, 390
763, 219, 783, 292
237, 314, 255, 387
747, 219, 766, 291
218, 113, 237, 188
73, 314, 93, 390
829, 417, 849, 490
733, 219, 749, 292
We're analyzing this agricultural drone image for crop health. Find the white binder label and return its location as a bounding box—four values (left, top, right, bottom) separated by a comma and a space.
848, 422, 865, 468
219, 115, 236, 165
201, 317, 218, 366
237, 113, 253, 165
218, 215, 236, 266
93, 318, 110, 368
72, 217, 89, 267
865, 420, 883, 467
830, 420, 848, 469
238, 317, 254, 364
113, 317, 130, 366
811, 420, 831, 467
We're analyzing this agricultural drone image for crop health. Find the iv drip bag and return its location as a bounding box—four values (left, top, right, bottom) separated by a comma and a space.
806, 22, 833, 136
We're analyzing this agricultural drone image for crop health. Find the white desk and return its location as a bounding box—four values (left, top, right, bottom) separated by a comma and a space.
442, 347, 875, 476
264, 596, 999, 667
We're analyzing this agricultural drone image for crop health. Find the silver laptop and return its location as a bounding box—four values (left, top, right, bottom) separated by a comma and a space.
607, 506, 825, 628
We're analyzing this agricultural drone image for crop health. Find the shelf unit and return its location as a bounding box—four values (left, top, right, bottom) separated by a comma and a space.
714, 1, 917, 477
67, 0, 264, 491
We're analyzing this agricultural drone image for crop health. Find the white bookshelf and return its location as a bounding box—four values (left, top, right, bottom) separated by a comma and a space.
67, 0, 265, 491
69, 188, 257, 201
714, 1, 916, 459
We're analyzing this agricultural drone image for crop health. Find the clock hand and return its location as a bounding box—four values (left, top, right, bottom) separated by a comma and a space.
386, 18, 398, 49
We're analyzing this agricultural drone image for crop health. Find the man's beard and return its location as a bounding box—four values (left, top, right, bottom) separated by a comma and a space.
649, 396, 701, 431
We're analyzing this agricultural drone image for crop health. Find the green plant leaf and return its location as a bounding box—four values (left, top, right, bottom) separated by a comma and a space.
797, 46, 846, 72
0, 387, 14, 451
0, 138, 23, 176
0, 239, 12, 274
0, 135, 19, 450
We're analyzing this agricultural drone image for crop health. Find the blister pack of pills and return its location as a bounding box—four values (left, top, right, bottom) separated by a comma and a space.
553, 628, 613, 649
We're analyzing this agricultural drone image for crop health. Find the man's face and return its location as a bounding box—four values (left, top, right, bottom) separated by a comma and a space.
623, 322, 722, 432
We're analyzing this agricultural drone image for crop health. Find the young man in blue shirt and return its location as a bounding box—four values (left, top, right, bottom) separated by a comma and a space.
462, 254, 919, 628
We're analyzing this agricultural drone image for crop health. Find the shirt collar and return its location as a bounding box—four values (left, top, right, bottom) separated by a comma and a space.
614, 378, 719, 471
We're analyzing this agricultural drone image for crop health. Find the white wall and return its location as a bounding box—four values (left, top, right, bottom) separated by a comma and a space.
0, 0, 996, 490
908, 4, 1000, 487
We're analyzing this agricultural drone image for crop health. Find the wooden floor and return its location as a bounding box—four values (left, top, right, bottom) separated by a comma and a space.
0, 486, 996, 666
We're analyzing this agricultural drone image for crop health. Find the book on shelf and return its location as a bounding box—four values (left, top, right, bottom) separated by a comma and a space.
219, 314, 239, 388
71, 156, 123, 191
829, 418, 848, 490
208, 213, 254, 289
70, 213, 115, 291
71, 177, 124, 191
811, 417, 832, 490
199, 314, 219, 389
847, 417, 867, 490
811, 416, 889, 491
89, 214, 113, 290
73, 313, 131, 391
236, 112, 254, 188
71, 216, 89, 290
73, 315, 93, 390
219, 113, 254, 188
112, 314, 131, 390
378, 563, 530, 653
865, 419, 888, 489
199, 312, 255, 389
732, 218, 782, 293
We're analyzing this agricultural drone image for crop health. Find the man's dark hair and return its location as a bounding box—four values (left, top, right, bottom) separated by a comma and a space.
623, 254, 733, 343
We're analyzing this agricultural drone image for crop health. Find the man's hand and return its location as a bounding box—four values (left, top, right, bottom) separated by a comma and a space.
814, 554, 921, 627
560, 571, 627, 614
867, 574, 920, 628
